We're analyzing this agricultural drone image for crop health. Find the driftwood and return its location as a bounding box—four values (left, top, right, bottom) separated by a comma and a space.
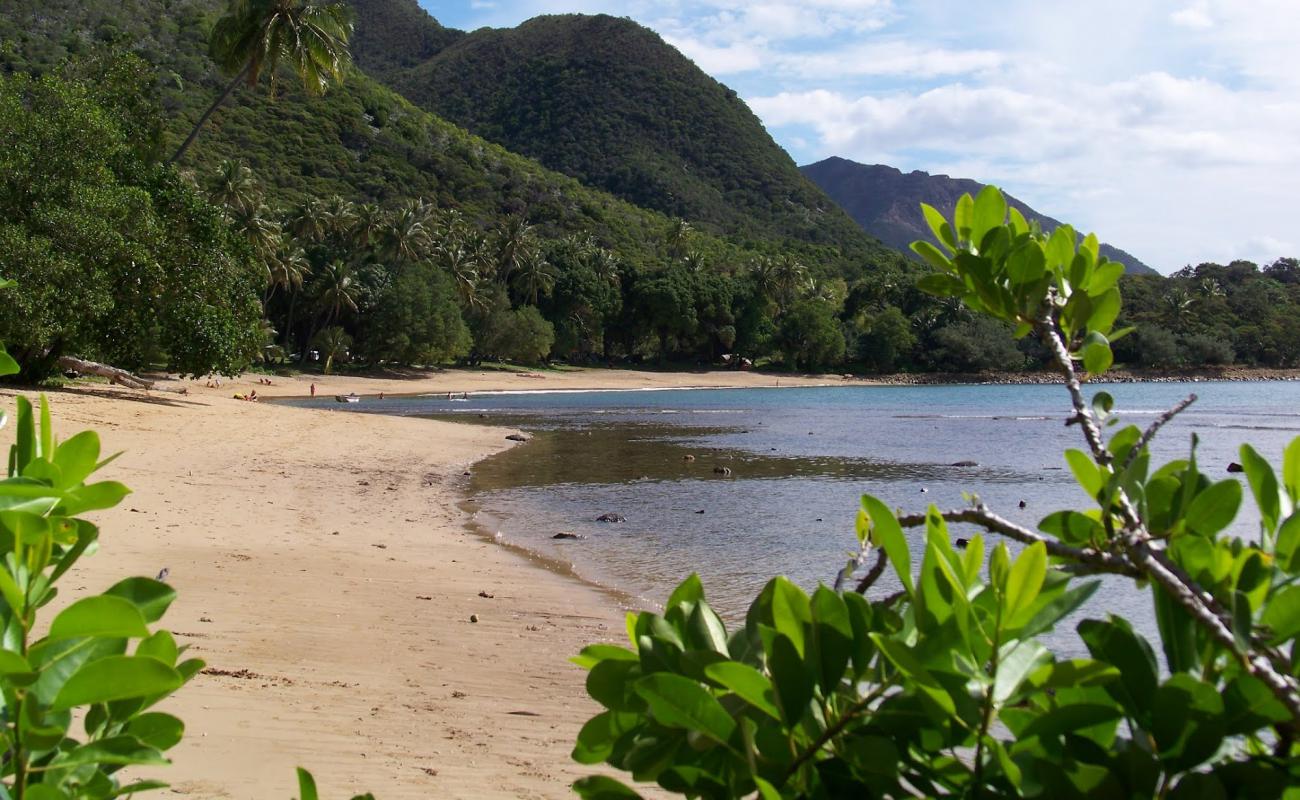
56, 356, 155, 391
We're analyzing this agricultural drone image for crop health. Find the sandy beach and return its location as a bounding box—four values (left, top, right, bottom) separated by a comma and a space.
0, 368, 835, 799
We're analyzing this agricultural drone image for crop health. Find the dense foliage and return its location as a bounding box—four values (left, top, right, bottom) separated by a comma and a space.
0, 59, 262, 379
572, 189, 1300, 798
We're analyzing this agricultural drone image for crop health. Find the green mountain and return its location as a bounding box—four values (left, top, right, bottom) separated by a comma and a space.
347, 0, 904, 278
801, 157, 1159, 275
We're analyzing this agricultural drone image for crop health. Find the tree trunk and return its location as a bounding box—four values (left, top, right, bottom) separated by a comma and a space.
56, 356, 154, 390
169, 62, 253, 165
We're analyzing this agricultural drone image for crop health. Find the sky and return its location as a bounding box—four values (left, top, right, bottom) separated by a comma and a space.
420, 0, 1300, 274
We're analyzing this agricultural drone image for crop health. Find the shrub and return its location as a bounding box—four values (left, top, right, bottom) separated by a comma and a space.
572, 188, 1300, 798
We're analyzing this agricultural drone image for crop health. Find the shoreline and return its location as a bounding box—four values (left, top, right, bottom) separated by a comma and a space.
0, 384, 645, 799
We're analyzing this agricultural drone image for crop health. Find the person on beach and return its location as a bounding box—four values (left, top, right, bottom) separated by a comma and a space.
310, 383, 316, 398
379, 392, 385, 400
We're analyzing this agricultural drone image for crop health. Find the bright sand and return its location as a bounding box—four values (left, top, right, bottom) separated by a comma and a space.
0, 368, 836, 799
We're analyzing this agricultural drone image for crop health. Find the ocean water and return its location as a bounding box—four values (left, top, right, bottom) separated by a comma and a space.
295, 380, 1300, 658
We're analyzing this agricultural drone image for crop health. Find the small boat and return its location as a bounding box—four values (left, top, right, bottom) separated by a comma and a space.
334, 394, 360, 404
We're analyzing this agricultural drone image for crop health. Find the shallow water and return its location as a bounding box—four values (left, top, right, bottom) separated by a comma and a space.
291, 380, 1300, 659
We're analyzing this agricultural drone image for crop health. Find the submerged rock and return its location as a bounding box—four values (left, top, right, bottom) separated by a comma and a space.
950, 460, 979, 467
506, 433, 531, 442
1227, 462, 1244, 473
595, 513, 626, 523
552, 532, 584, 540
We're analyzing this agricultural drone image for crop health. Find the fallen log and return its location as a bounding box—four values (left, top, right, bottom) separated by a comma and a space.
56, 356, 154, 391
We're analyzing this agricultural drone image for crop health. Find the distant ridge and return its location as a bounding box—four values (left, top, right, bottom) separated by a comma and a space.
801, 157, 1159, 275
347, 2, 909, 279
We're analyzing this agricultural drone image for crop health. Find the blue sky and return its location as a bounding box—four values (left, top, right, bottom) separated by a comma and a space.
419, 0, 1300, 273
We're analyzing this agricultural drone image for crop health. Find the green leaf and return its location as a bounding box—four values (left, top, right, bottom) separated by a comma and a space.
686, 601, 729, 655
911, 241, 956, 273
126, 712, 185, 750
666, 574, 704, 610
861, 495, 912, 594
632, 673, 735, 744
1081, 332, 1113, 374
768, 633, 813, 725
1065, 449, 1104, 497
972, 185, 1008, 245
954, 193, 975, 243
52, 431, 100, 489
297, 768, 319, 800
1008, 206, 1029, 235
572, 775, 645, 799
1006, 243, 1046, 285
1078, 617, 1157, 722
51, 655, 183, 711
1262, 584, 1300, 643
1284, 437, 1300, 503
1004, 542, 1047, 622
571, 644, 638, 670
1019, 579, 1100, 639
770, 577, 811, 655
587, 659, 641, 712
1088, 261, 1125, 296
1038, 510, 1103, 545
1275, 513, 1300, 572
54, 735, 168, 768
1046, 226, 1076, 270
572, 710, 638, 764
1151, 674, 1225, 772
993, 641, 1048, 704
1087, 288, 1121, 334
810, 586, 852, 693
703, 661, 781, 721
137, 630, 179, 666
59, 481, 131, 515
920, 203, 957, 251
915, 271, 965, 297
105, 577, 177, 624
48, 595, 149, 641
1240, 444, 1282, 534
1184, 480, 1242, 537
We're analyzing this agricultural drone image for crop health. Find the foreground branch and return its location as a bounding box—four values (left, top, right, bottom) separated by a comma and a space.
894, 506, 1141, 578
57, 356, 154, 391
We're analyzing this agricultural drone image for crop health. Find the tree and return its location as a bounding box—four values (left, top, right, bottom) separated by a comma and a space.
854, 305, 915, 372
0, 67, 261, 379
311, 325, 351, 373
572, 187, 1300, 798
478, 305, 555, 365
776, 299, 845, 371
359, 262, 470, 365
170, 0, 353, 164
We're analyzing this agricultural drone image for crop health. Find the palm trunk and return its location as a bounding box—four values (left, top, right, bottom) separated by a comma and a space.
170, 62, 253, 165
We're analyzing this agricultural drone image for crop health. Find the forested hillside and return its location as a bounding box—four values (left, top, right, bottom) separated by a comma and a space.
802, 157, 1158, 275
346, 1, 900, 279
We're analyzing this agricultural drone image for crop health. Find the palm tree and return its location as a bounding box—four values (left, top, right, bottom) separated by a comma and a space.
439, 244, 484, 310
511, 248, 556, 306
382, 205, 432, 263
253, 318, 287, 363
492, 216, 534, 285
171, 0, 354, 164
350, 202, 384, 249
312, 326, 352, 374
313, 260, 360, 325
321, 195, 357, 240
772, 254, 808, 313
665, 218, 693, 259
682, 250, 708, 274
286, 197, 329, 245
228, 203, 283, 286
274, 245, 312, 348
208, 159, 259, 213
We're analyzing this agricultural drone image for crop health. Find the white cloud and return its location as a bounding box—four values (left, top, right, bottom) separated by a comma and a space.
774, 41, 1002, 79
1171, 1, 1214, 29
664, 35, 764, 74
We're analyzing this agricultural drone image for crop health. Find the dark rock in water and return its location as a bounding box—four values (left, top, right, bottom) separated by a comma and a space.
951, 460, 979, 467
694, 509, 705, 514
712, 466, 733, 476
955, 538, 969, 549
1227, 462, 1244, 473
683, 454, 696, 462
595, 513, 626, 523
506, 433, 531, 442
1018, 500, 1027, 509
552, 532, 583, 540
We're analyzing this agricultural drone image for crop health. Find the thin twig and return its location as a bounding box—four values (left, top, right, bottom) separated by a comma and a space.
1120, 394, 1198, 474
854, 550, 889, 595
